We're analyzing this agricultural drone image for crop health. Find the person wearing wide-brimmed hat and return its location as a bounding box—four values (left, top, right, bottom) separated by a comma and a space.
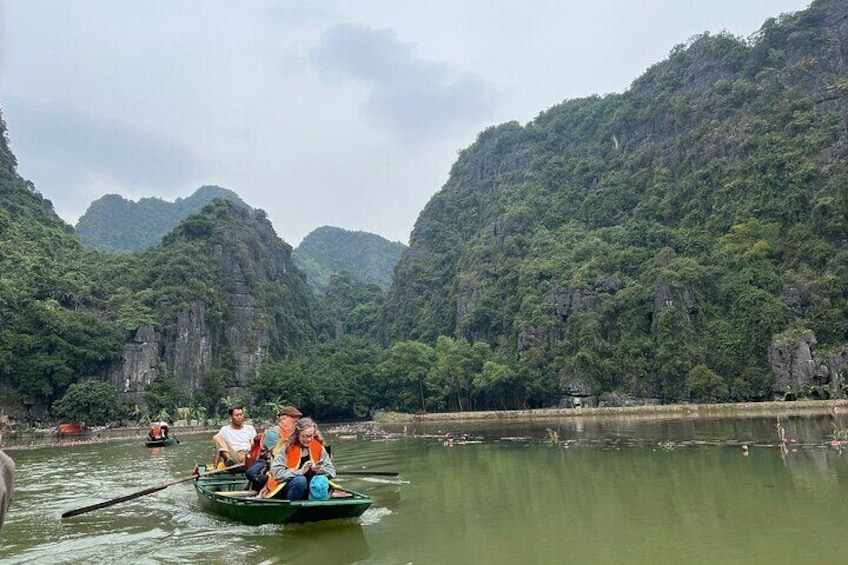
245, 406, 303, 489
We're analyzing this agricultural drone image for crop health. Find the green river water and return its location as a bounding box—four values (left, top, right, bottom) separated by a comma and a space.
2, 412, 848, 564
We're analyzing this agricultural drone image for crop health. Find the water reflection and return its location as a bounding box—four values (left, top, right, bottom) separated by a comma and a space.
3, 416, 848, 564
258, 523, 370, 565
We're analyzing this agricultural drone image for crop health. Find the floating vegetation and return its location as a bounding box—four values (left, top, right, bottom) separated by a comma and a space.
544, 428, 560, 447
658, 440, 675, 451
831, 421, 848, 452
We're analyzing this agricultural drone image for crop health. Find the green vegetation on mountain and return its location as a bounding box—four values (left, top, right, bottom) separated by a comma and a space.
3, 0, 848, 425
0, 114, 124, 402
0, 112, 329, 419
294, 226, 406, 292
74, 185, 248, 253
383, 0, 848, 405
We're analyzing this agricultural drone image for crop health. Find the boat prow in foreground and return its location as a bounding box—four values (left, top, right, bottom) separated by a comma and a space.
193, 465, 373, 525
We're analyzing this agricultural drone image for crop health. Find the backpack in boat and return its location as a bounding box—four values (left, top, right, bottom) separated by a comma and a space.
309, 475, 330, 500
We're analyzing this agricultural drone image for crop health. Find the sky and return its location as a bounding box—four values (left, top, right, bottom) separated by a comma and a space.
0, 0, 811, 247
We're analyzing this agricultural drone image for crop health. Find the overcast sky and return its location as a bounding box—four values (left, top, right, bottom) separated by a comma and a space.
0, 0, 810, 246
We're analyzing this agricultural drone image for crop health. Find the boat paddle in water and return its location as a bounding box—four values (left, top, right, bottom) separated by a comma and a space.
61, 463, 245, 518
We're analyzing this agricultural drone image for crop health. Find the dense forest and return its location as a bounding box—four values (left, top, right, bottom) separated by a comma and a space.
1, 0, 847, 427
75, 185, 247, 253
293, 226, 406, 293
384, 0, 848, 407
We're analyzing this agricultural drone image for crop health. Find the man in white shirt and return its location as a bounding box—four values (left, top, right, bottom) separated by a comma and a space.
213, 406, 257, 467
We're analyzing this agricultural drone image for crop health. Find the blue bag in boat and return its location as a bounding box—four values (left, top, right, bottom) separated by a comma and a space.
309, 475, 330, 500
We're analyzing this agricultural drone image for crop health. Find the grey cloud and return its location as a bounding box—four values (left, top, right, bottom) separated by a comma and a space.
310, 23, 498, 142
3, 97, 207, 192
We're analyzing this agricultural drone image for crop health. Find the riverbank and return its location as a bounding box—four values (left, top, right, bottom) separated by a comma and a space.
3, 399, 846, 449
376, 398, 848, 422
0, 425, 220, 451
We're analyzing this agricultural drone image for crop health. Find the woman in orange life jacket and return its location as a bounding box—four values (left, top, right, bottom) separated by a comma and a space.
147, 423, 162, 441
266, 417, 334, 500
245, 406, 302, 489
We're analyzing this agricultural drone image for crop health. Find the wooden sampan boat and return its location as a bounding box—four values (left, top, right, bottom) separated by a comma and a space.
192, 464, 373, 525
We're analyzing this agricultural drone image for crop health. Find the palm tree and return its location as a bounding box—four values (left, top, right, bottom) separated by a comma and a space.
264, 396, 286, 421
218, 395, 235, 418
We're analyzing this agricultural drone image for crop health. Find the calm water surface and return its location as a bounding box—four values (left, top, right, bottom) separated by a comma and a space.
2, 413, 848, 564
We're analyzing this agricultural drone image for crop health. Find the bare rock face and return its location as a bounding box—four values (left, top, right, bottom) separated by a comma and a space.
111, 202, 321, 402
816, 349, 848, 398
111, 324, 161, 396
652, 276, 696, 315
212, 238, 270, 388
169, 302, 213, 391
768, 328, 819, 397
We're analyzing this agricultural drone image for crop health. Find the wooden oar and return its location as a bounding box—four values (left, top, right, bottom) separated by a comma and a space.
61, 463, 245, 518
335, 470, 399, 477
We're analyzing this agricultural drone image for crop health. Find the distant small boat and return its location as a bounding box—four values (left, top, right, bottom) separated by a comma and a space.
57, 423, 87, 435
193, 464, 373, 525
144, 437, 177, 447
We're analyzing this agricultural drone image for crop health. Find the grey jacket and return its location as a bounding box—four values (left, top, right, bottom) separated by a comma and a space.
270, 444, 335, 482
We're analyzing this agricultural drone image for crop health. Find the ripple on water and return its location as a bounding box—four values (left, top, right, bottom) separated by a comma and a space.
359, 506, 392, 526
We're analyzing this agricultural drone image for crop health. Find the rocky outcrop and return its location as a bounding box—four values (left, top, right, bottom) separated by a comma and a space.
168, 302, 213, 391
109, 200, 324, 402
769, 328, 848, 399
112, 324, 162, 396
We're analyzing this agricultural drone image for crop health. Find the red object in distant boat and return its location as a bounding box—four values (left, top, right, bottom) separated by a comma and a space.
58, 423, 86, 435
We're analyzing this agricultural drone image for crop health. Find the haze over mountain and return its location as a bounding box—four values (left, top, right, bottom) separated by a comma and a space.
293, 226, 406, 292
74, 185, 247, 253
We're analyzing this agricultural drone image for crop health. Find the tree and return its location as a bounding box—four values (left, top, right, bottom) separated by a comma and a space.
51, 380, 128, 426
688, 364, 728, 402
144, 374, 191, 420
377, 341, 437, 412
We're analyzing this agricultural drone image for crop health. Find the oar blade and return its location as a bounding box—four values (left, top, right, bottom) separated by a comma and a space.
61, 484, 169, 518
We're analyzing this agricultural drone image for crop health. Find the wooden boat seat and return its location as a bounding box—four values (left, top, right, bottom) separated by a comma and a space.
216, 490, 258, 498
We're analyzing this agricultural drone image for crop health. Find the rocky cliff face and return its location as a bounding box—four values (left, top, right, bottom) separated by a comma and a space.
115, 325, 161, 396
769, 328, 848, 399
382, 0, 848, 402
109, 200, 327, 400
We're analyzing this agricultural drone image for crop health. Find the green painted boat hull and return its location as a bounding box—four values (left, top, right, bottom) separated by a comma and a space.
193, 465, 373, 525
144, 437, 177, 447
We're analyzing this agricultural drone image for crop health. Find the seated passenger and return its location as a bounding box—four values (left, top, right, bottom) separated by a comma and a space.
147, 422, 162, 441
246, 405, 302, 489
213, 406, 256, 467
266, 417, 334, 500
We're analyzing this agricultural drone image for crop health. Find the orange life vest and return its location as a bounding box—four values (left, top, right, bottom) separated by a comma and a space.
150, 424, 161, 439
285, 440, 324, 468
245, 434, 263, 468
250, 417, 299, 466
260, 441, 325, 498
